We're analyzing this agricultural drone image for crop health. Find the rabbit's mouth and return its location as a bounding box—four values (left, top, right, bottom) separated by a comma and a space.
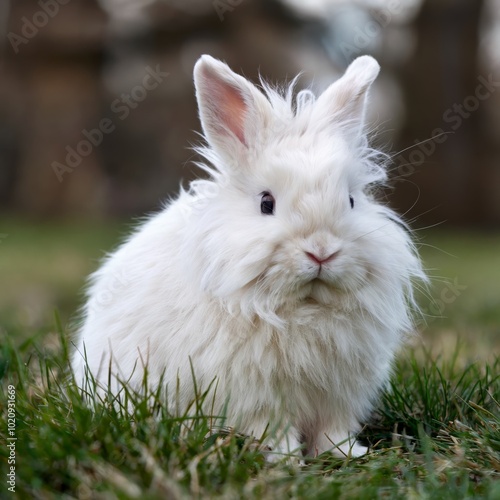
300, 277, 346, 306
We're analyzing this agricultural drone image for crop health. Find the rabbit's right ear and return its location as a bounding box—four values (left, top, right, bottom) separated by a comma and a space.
194, 55, 270, 165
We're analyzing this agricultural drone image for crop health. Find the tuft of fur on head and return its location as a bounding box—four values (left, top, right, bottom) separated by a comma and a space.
193, 56, 386, 186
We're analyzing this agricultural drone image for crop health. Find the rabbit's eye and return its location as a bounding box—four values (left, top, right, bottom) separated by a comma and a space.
261, 192, 275, 215
349, 195, 354, 209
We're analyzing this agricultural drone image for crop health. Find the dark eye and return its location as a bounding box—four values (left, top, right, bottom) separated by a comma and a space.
261, 192, 275, 215
349, 195, 354, 209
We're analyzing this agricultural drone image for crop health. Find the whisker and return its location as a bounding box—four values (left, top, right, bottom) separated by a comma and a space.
391, 132, 454, 157
416, 243, 458, 259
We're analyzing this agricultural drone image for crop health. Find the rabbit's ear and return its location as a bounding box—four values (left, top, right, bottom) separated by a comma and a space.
313, 56, 380, 138
194, 55, 269, 162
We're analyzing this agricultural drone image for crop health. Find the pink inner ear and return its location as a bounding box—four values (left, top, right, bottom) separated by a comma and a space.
211, 79, 248, 147
204, 70, 248, 146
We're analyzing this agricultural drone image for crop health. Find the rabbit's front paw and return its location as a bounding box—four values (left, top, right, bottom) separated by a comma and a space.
260, 429, 303, 463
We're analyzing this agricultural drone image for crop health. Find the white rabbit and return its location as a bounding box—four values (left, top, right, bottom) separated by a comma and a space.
72, 55, 425, 459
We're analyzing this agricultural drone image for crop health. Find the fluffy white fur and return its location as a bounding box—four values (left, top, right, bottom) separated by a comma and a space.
72, 55, 425, 459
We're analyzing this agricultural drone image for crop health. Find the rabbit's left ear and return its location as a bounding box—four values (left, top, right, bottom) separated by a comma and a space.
194, 55, 271, 165
313, 56, 380, 138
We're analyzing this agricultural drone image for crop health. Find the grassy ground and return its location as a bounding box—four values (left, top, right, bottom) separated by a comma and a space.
0, 219, 499, 498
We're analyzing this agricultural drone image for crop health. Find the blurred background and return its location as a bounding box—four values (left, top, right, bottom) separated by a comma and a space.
0, 0, 499, 358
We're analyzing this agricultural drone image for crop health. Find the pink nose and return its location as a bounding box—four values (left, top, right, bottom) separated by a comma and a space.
305, 251, 340, 265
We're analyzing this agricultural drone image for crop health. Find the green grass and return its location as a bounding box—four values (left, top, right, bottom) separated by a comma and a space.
1, 219, 499, 497
418, 230, 500, 332
0, 325, 498, 498
0, 218, 126, 330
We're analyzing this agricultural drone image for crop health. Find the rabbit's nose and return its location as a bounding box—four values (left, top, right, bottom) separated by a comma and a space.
305, 251, 340, 265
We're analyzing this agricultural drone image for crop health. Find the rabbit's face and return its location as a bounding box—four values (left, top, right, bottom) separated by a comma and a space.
191, 55, 419, 318
252, 146, 373, 306
196, 134, 406, 312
